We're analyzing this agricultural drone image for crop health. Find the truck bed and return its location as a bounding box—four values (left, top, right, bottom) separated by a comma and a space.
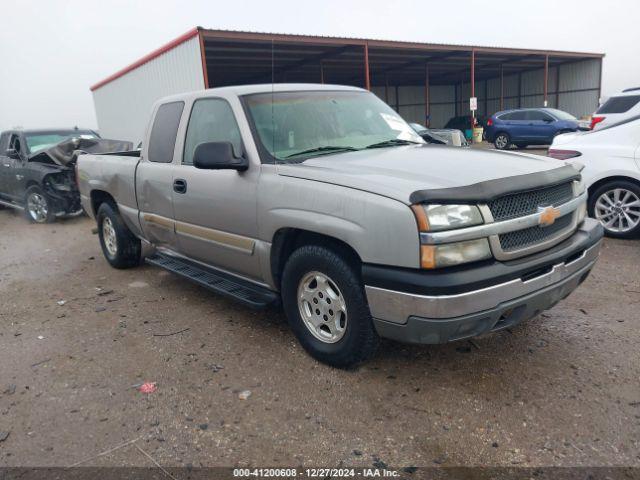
77, 153, 140, 224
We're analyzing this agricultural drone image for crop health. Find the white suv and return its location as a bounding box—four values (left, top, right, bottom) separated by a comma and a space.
591, 88, 640, 130
550, 116, 640, 238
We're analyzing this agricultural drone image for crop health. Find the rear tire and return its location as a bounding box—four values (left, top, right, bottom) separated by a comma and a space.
494, 132, 511, 150
24, 185, 56, 223
281, 245, 379, 368
97, 202, 141, 268
588, 180, 640, 239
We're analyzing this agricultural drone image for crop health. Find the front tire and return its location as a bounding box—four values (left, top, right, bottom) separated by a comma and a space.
588, 180, 640, 239
281, 245, 379, 368
24, 185, 56, 223
97, 202, 141, 268
494, 132, 511, 150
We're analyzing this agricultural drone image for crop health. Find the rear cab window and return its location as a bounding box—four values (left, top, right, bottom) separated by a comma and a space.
596, 95, 640, 114
148, 101, 185, 163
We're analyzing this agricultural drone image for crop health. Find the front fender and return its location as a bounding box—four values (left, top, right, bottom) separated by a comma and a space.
258, 171, 421, 270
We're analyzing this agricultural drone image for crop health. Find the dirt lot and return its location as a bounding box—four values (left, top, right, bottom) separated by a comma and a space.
1, 206, 639, 469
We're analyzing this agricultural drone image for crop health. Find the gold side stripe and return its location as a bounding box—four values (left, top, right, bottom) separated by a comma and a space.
176, 221, 255, 254
143, 213, 175, 230
142, 212, 254, 254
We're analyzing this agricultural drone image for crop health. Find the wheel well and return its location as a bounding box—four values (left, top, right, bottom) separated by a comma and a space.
25, 180, 39, 190
270, 228, 361, 290
588, 176, 640, 199
494, 131, 509, 140
90, 190, 117, 216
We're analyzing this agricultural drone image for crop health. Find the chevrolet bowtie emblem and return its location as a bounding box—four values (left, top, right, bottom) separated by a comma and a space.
538, 206, 561, 227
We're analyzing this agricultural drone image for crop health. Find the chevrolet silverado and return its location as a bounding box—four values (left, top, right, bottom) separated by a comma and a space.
77, 84, 603, 367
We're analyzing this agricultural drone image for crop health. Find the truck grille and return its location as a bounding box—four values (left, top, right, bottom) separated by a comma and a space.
488, 182, 574, 221
499, 214, 573, 252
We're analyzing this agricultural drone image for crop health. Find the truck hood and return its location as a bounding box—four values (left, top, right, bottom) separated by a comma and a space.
276, 144, 571, 204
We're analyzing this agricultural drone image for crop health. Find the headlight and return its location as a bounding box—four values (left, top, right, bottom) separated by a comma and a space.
420, 239, 492, 269
46, 174, 73, 191
418, 204, 483, 231
410, 203, 490, 269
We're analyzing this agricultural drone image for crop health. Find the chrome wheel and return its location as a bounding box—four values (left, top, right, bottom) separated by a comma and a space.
594, 188, 640, 233
102, 217, 118, 257
297, 271, 347, 344
495, 134, 509, 149
27, 192, 49, 222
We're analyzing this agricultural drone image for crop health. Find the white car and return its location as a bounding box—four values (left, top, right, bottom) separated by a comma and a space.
590, 88, 640, 130
549, 116, 640, 238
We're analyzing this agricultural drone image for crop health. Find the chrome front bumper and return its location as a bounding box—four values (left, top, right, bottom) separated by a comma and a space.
365, 219, 603, 344
366, 240, 600, 324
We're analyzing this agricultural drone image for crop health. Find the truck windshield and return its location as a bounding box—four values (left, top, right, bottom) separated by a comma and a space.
244, 90, 424, 161
25, 131, 98, 154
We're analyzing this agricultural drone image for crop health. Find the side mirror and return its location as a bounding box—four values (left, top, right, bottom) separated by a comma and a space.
193, 142, 248, 171
5, 148, 20, 159
544, 118, 554, 123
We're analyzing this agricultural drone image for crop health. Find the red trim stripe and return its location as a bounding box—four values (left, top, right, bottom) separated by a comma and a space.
90, 27, 199, 92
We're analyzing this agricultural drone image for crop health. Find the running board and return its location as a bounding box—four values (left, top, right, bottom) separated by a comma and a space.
0, 198, 24, 211
145, 253, 279, 309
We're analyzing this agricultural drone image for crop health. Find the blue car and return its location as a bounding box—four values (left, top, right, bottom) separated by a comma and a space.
485, 108, 583, 150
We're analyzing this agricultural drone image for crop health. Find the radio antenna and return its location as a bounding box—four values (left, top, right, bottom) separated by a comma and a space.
271, 39, 276, 163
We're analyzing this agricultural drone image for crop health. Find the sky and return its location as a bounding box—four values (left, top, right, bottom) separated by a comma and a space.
0, 0, 638, 132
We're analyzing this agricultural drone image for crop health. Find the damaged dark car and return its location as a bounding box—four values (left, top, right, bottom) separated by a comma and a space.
0, 129, 132, 223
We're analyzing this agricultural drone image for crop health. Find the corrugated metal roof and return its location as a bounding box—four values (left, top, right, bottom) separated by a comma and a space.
200, 27, 605, 57
90, 26, 604, 92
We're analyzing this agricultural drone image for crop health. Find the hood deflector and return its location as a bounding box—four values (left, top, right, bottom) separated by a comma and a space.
28, 138, 133, 167
409, 165, 580, 204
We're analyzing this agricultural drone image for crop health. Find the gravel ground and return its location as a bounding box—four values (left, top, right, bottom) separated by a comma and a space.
0, 207, 639, 469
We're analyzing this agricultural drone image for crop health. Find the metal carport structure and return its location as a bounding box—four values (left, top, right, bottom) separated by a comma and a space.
91, 27, 604, 143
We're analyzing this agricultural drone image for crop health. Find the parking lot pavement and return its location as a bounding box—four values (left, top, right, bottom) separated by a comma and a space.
0, 207, 639, 469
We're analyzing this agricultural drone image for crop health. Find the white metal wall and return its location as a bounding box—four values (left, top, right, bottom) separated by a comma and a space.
374, 59, 601, 128
92, 35, 205, 144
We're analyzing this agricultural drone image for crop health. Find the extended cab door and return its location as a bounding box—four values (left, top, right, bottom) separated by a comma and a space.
136, 101, 185, 249
170, 96, 262, 281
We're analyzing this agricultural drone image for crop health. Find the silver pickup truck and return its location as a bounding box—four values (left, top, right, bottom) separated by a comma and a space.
78, 84, 603, 367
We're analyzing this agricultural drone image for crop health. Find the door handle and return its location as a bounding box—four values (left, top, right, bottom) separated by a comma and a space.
173, 178, 187, 194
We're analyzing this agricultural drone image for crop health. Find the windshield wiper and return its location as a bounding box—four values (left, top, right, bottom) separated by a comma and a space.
285, 146, 360, 159
365, 139, 422, 149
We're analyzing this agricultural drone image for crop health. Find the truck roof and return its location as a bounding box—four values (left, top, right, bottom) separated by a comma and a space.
157, 83, 366, 103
